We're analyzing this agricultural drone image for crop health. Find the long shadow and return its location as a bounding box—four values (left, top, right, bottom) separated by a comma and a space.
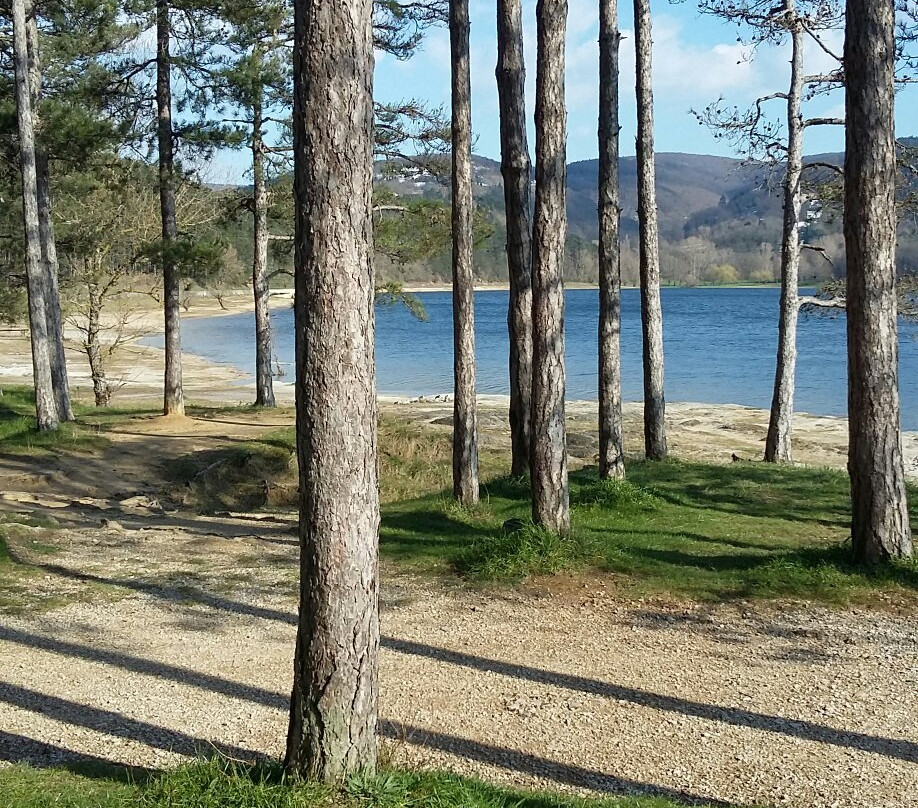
0, 730, 153, 783
383, 637, 918, 764
581, 526, 781, 553
0, 629, 735, 805
0, 625, 288, 711
576, 464, 854, 528
0, 682, 260, 762
24, 563, 918, 764
379, 720, 739, 808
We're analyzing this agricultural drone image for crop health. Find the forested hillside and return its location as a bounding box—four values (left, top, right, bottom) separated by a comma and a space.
369, 143, 918, 286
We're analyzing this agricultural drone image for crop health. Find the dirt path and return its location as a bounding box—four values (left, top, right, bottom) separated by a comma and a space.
0, 410, 916, 808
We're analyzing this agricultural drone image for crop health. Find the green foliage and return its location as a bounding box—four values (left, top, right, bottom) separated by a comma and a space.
375, 282, 428, 321
703, 264, 740, 285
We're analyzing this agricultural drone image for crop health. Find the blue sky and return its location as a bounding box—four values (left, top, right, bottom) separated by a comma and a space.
207, 1, 918, 182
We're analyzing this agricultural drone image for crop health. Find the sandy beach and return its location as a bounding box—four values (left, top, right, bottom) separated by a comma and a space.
2, 291, 917, 477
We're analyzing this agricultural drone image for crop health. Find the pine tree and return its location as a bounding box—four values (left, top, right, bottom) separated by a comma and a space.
531, 0, 570, 533
450, 0, 479, 504
285, 0, 380, 778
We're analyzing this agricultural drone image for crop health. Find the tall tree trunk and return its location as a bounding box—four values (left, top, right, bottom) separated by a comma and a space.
26, 14, 72, 422
285, 0, 380, 780
844, 0, 912, 563
450, 0, 479, 504
598, 0, 624, 480
496, 0, 533, 478
157, 0, 184, 417
251, 92, 276, 408
765, 11, 804, 463
634, 0, 667, 460
531, 0, 569, 533
12, 0, 57, 431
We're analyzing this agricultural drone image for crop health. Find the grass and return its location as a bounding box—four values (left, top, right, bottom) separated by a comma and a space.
0, 758, 733, 808
165, 412, 918, 604
380, 453, 918, 604
0, 386, 156, 455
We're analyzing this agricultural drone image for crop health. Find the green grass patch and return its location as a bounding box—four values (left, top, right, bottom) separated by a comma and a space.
0, 386, 116, 455
458, 523, 597, 581
0, 759, 732, 808
379, 459, 918, 604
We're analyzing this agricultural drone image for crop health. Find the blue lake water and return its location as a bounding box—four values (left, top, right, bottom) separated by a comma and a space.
157, 287, 918, 429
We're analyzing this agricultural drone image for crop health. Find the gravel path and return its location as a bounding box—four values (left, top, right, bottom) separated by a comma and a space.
1, 560, 916, 808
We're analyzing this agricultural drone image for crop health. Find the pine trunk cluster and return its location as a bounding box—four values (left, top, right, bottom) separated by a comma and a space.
844, 0, 913, 563
13, 0, 58, 431
285, 0, 380, 780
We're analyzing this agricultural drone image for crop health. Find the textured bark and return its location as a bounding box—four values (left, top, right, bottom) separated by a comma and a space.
531, 0, 569, 533
285, 0, 380, 780
13, 0, 57, 431
634, 0, 667, 460
450, 0, 479, 504
765, 12, 803, 464
251, 95, 276, 408
157, 0, 184, 417
27, 15, 72, 423
598, 0, 624, 480
85, 285, 112, 407
496, 0, 533, 478
844, 0, 912, 562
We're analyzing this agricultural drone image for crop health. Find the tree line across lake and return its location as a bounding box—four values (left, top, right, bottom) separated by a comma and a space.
1, 0, 916, 788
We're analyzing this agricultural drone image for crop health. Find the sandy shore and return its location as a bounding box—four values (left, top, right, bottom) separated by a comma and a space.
2, 293, 917, 477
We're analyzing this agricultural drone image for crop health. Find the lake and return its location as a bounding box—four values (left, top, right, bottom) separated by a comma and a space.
156, 287, 918, 430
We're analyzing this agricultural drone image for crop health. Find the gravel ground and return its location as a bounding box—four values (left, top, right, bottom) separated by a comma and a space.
1, 559, 916, 808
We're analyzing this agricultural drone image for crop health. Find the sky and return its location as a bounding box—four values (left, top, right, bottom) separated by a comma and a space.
207, 0, 918, 183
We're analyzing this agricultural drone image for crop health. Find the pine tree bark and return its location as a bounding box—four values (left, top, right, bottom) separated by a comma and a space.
634, 0, 667, 460
598, 0, 624, 480
844, 0, 912, 562
285, 0, 380, 780
13, 0, 57, 431
26, 14, 72, 423
450, 0, 479, 504
765, 10, 804, 463
85, 283, 112, 407
157, 0, 184, 417
496, 0, 533, 479
251, 92, 276, 408
531, 0, 569, 533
